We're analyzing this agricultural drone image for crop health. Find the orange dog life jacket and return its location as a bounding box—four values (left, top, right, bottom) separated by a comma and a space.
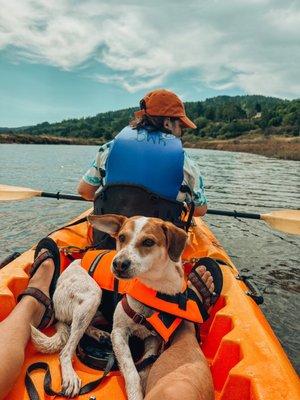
81, 250, 206, 342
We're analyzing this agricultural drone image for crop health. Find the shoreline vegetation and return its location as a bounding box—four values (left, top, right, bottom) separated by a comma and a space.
1, 95, 299, 160
1, 132, 299, 161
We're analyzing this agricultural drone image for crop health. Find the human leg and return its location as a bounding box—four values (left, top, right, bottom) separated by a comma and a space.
144, 263, 220, 400
0, 246, 56, 399
145, 322, 214, 400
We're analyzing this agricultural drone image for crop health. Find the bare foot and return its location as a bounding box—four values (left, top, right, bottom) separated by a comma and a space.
188, 265, 215, 302
24, 249, 55, 326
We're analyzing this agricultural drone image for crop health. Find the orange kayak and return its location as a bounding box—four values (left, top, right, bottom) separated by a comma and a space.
0, 210, 299, 400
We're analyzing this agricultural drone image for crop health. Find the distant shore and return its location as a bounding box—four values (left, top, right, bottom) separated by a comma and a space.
0, 132, 299, 161
184, 134, 300, 161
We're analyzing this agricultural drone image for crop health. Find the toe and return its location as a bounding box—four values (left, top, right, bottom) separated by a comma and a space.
195, 265, 206, 275
202, 270, 212, 283
206, 276, 213, 287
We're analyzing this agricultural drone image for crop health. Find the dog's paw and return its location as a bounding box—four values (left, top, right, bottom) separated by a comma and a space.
86, 325, 111, 341
62, 371, 82, 398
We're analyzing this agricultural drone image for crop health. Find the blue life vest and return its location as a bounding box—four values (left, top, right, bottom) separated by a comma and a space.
105, 126, 184, 200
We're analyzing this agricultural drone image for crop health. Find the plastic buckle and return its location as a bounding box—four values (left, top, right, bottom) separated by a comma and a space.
132, 313, 145, 324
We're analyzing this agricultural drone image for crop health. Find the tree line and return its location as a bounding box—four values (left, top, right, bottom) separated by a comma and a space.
2, 95, 299, 141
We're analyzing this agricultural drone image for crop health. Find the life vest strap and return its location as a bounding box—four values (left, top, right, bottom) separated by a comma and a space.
94, 184, 187, 226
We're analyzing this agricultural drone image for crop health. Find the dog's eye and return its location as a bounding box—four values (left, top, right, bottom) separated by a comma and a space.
118, 234, 126, 243
142, 239, 155, 247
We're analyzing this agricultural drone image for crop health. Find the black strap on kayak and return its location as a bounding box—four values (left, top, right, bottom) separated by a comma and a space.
25, 353, 115, 399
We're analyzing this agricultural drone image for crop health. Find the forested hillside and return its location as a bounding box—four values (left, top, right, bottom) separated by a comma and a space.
1, 95, 299, 142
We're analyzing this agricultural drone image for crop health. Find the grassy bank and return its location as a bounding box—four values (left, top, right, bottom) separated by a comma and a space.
184, 134, 300, 161
0, 133, 103, 146
1, 132, 299, 161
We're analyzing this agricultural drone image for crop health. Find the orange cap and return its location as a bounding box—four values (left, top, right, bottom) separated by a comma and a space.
134, 89, 197, 129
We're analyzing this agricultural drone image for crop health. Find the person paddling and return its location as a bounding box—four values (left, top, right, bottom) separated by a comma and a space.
78, 89, 207, 244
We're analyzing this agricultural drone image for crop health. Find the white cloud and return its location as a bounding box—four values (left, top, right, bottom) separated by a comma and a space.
95, 73, 166, 93
0, 0, 299, 98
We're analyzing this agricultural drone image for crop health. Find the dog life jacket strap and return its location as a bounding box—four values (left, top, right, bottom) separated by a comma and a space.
121, 296, 183, 342
25, 354, 115, 399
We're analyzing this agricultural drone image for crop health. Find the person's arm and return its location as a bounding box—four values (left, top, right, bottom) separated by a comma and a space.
77, 179, 99, 201
194, 203, 208, 217
77, 142, 111, 201
181, 152, 207, 217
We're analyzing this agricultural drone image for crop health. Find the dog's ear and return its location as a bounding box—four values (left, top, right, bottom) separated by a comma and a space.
162, 222, 188, 262
88, 214, 127, 237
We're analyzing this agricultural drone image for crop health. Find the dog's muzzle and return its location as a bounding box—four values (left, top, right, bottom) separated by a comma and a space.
112, 259, 132, 278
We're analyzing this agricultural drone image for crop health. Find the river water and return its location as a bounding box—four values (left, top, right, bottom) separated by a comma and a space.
0, 144, 299, 371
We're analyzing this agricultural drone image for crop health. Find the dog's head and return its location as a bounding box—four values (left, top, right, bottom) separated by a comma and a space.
88, 214, 187, 280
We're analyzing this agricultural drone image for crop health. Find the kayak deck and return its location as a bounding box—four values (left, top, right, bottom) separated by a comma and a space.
0, 211, 299, 400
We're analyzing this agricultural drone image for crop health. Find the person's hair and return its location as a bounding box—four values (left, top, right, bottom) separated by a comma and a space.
130, 114, 178, 133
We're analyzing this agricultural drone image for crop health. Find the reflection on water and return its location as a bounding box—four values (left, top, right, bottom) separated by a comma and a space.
0, 144, 299, 371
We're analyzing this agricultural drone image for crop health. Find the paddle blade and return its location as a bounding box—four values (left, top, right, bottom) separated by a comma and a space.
0, 184, 42, 201
261, 210, 300, 235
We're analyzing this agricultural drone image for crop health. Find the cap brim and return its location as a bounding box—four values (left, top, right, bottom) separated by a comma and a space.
179, 115, 197, 129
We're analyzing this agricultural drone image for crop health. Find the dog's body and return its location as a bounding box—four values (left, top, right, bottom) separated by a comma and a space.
31, 215, 188, 399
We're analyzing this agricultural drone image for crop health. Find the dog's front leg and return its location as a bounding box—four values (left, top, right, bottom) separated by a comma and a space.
86, 325, 111, 341
60, 296, 101, 397
112, 304, 143, 400
112, 327, 143, 400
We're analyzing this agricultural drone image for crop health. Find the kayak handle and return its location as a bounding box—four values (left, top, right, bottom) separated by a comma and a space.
0, 252, 21, 269
237, 275, 264, 305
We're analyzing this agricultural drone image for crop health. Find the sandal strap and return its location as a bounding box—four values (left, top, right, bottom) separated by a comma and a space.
30, 251, 54, 277
189, 271, 213, 309
17, 287, 54, 330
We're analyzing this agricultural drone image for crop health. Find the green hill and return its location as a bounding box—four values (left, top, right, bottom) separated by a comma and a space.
1, 95, 299, 143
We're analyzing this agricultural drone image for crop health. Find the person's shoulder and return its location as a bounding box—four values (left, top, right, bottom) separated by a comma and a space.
98, 140, 113, 153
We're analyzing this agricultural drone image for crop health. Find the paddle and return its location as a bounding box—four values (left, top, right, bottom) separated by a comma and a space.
0, 184, 299, 235
0, 184, 86, 201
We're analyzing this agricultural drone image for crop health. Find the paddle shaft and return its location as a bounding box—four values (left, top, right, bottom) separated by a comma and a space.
41, 191, 262, 220
206, 209, 261, 220
40, 192, 87, 201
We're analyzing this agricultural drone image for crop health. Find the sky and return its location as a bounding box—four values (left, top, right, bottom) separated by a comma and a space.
0, 0, 299, 127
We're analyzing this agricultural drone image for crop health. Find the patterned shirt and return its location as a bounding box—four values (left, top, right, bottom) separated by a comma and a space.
83, 140, 207, 207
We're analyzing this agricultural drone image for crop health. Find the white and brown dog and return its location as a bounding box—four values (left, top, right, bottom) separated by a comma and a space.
31, 214, 189, 399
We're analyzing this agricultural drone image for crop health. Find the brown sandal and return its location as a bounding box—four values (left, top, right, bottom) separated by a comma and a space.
17, 238, 60, 329
188, 257, 223, 311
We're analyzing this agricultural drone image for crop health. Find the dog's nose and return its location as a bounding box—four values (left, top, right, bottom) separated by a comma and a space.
113, 259, 131, 272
